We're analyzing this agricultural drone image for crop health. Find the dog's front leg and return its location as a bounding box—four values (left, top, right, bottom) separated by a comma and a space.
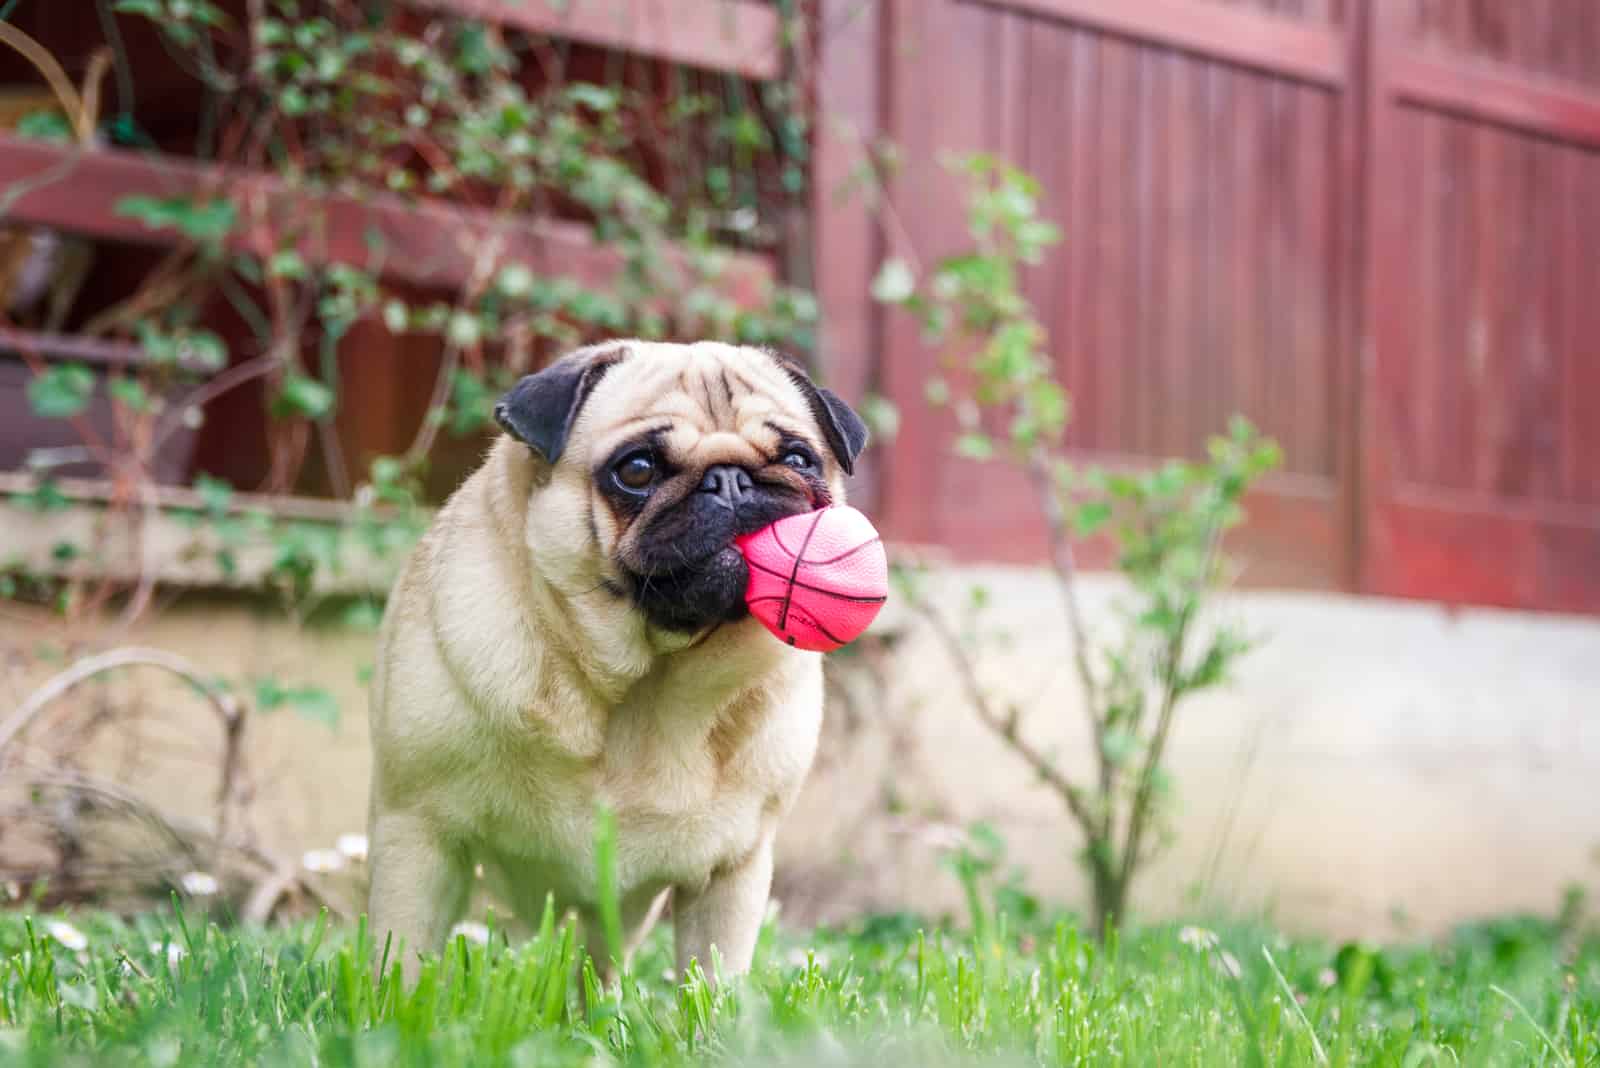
673, 839, 773, 980
367, 810, 471, 982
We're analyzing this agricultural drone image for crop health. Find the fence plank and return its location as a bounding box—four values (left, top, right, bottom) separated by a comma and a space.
969, 0, 1346, 86
1388, 52, 1600, 149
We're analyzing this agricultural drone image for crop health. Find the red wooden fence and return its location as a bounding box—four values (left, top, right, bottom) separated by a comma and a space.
1365, 1, 1600, 614
813, 0, 1600, 614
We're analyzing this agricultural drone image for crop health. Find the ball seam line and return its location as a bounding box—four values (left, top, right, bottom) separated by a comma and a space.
742, 555, 888, 603
778, 508, 830, 632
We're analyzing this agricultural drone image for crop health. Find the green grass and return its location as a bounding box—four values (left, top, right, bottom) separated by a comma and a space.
0, 902, 1596, 1066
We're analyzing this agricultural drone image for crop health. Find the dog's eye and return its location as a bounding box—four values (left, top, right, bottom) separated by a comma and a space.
781, 448, 816, 471
613, 452, 657, 491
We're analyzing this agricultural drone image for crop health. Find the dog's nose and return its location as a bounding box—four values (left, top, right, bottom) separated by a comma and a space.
698, 464, 754, 507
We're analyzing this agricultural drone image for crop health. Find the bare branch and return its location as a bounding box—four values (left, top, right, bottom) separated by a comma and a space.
1025, 449, 1113, 833
1, 646, 240, 758
913, 593, 1099, 838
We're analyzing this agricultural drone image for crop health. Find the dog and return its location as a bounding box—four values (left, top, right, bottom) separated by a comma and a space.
366, 339, 868, 980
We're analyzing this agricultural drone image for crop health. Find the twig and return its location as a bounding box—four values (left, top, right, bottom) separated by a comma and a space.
1, 647, 239, 758
402, 228, 508, 467
148, 353, 282, 454
914, 595, 1098, 836
1025, 448, 1108, 826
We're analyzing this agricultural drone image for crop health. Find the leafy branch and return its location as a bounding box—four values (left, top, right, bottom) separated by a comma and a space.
877, 154, 1282, 935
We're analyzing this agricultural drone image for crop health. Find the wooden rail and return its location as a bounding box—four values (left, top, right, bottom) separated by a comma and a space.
0, 136, 776, 303
967, 0, 1346, 87
409, 0, 783, 79
1386, 52, 1600, 150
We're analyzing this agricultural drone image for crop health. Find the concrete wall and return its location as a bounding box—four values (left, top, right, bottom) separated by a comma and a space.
4, 569, 1597, 940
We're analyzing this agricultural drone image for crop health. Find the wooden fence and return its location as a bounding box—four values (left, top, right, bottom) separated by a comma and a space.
2, 0, 1596, 614
814, 0, 1600, 614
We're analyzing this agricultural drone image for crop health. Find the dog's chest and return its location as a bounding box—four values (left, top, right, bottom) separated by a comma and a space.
466, 688, 802, 908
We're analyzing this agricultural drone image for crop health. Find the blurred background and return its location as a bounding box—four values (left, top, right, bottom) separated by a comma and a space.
0, 0, 1595, 941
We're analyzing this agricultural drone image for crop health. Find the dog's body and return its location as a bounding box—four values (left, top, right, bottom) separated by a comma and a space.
367, 341, 866, 978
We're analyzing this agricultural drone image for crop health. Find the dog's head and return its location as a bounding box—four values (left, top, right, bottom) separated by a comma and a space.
494, 340, 868, 635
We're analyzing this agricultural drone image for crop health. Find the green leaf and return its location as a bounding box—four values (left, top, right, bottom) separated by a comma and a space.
859, 394, 900, 443
12, 478, 69, 513
444, 369, 494, 437
382, 300, 409, 333
274, 375, 335, 420
113, 0, 163, 15
870, 257, 916, 304
267, 250, 307, 280
1100, 728, 1139, 768
107, 378, 151, 413
26, 364, 96, 419
341, 600, 384, 630
953, 433, 994, 462
116, 195, 237, 243
495, 263, 534, 298
193, 474, 234, 516
182, 331, 228, 371
568, 84, 619, 112
16, 110, 72, 143
252, 679, 340, 729
1073, 500, 1112, 537
445, 311, 482, 348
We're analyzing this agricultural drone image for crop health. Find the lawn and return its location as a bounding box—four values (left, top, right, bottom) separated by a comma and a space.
1, 902, 1595, 1066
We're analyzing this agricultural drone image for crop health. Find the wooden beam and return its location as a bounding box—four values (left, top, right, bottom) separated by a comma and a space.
0, 472, 414, 594
1386, 52, 1600, 151
0, 136, 776, 305
410, 0, 782, 79
967, 0, 1346, 87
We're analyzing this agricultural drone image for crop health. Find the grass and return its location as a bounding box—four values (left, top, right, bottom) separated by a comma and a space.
1, 899, 1596, 1067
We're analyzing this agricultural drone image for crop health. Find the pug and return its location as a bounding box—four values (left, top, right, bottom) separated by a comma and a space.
366, 339, 868, 979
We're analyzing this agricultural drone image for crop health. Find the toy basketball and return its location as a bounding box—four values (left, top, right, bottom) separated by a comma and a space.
736, 505, 888, 653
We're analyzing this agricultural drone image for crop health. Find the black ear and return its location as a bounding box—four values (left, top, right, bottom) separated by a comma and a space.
778, 363, 870, 476
493, 347, 620, 464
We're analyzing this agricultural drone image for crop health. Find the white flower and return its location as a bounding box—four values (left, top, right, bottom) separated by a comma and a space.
450, 921, 489, 945
1317, 967, 1339, 989
335, 833, 369, 862
1178, 926, 1219, 951
149, 941, 187, 967
46, 920, 87, 952
301, 849, 346, 874
180, 871, 219, 897
1216, 950, 1243, 980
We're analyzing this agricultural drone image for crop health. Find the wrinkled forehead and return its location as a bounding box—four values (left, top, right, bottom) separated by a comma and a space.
581, 343, 816, 462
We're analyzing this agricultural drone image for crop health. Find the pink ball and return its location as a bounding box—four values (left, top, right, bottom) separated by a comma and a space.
736, 506, 889, 653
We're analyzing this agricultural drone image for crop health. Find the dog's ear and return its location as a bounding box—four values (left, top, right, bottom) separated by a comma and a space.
774, 357, 869, 476
494, 344, 625, 465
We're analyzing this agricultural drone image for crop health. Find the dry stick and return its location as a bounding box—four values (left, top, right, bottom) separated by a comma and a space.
148, 353, 283, 454
1025, 449, 1110, 832
3, 647, 258, 893
402, 228, 508, 468
0, 647, 240, 762
11, 766, 336, 915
